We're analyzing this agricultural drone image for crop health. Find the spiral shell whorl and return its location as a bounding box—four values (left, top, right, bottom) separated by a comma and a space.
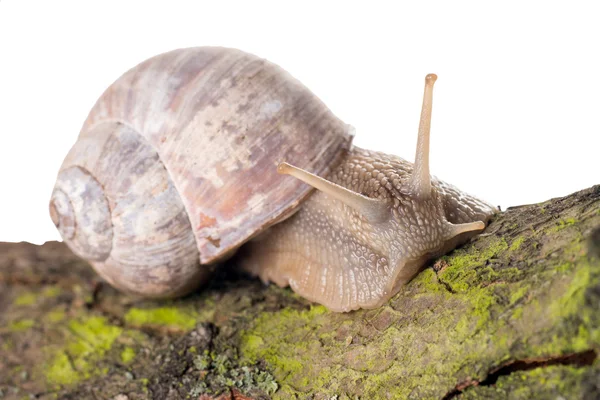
50, 167, 113, 261
52, 122, 206, 298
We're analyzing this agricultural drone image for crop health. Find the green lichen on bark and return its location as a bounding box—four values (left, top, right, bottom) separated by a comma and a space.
459, 361, 600, 399
45, 316, 123, 386
124, 306, 201, 331
1, 185, 599, 399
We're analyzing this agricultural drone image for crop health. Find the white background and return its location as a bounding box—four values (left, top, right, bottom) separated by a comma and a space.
0, 1, 598, 245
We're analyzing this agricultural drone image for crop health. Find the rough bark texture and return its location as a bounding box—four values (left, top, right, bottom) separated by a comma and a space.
1, 185, 599, 400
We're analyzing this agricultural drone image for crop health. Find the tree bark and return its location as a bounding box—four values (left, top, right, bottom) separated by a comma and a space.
1, 185, 599, 400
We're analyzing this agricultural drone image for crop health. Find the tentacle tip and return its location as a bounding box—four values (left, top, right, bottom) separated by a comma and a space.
277, 162, 291, 175
448, 220, 487, 238
426, 73, 438, 85
462, 221, 486, 233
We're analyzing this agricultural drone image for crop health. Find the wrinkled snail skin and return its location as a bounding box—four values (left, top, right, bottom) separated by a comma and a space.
241, 148, 497, 313
49, 47, 497, 310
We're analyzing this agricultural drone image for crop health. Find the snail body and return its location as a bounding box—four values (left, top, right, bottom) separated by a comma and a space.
50, 47, 496, 311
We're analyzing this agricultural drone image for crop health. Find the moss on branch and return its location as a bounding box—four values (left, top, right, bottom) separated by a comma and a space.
1, 185, 599, 399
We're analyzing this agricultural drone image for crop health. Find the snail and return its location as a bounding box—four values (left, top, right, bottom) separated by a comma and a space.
49, 47, 497, 312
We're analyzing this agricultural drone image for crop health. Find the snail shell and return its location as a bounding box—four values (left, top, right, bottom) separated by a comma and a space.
50, 47, 353, 298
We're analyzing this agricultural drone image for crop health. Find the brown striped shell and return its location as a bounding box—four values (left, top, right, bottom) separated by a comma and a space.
49, 47, 353, 298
